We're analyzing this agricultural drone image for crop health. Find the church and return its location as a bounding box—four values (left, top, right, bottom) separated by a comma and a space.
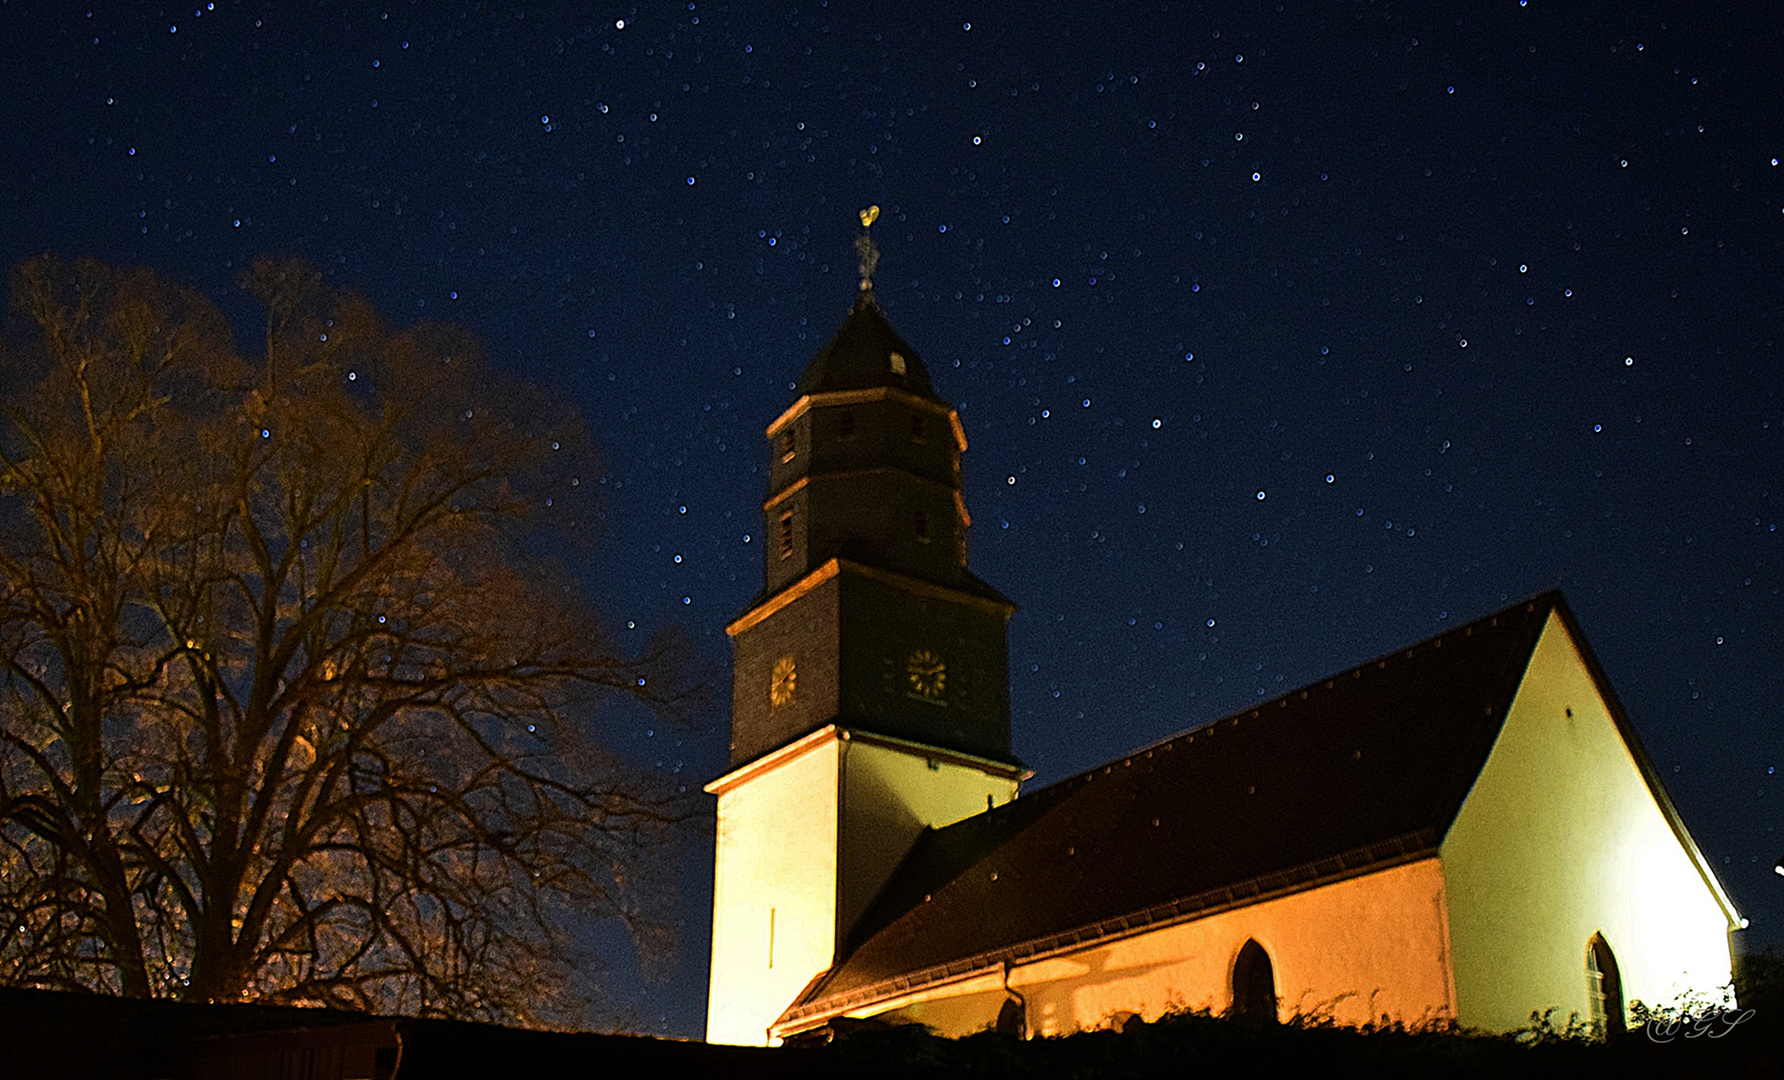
703, 250, 1742, 1045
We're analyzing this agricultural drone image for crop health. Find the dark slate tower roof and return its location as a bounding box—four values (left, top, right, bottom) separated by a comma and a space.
779, 593, 1597, 1025
793, 293, 947, 404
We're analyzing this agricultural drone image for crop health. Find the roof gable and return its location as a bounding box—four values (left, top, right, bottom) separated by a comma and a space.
1510, 606, 1742, 929
784, 593, 1565, 1023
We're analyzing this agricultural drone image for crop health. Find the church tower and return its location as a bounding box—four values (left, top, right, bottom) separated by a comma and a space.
705, 216, 1025, 1045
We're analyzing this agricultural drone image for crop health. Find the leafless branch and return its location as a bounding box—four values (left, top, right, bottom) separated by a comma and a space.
0, 256, 697, 1024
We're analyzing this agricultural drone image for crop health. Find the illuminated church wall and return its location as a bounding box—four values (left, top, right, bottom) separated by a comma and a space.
871, 857, 1457, 1035
835, 735, 1022, 957
803, 611, 1739, 1041
706, 725, 1020, 1046
1439, 612, 1737, 1032
706, 733, 842, 1046
849, 615, 1738, 1041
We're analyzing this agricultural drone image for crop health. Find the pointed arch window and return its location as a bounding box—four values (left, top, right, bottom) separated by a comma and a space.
994, 995, 1026, 1038
1586, 933, 1625, 1036
1231, 939, 1277, 1022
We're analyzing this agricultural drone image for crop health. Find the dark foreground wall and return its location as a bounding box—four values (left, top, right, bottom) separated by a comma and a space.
1, 980, 1778, 1080
0, 988, 822, 1080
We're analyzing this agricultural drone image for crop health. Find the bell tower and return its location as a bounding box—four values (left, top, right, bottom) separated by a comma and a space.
705, 213, 1025, 1045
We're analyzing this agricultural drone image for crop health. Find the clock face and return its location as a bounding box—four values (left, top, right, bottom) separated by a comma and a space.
905, 649, 947, 702
770, 656, 797, 708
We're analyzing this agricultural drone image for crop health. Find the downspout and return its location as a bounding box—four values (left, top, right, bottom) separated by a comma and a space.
1002, 959, 1028, 1039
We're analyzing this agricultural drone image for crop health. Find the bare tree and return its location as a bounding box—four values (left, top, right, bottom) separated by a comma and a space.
0, 255, 691, 1023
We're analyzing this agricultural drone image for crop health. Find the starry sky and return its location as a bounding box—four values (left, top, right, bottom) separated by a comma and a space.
2, 0, 1779, 1036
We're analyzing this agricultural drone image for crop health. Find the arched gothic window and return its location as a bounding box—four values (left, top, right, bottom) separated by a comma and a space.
1586, 933, 1625, 1036
994, 995, 1026, 1038
1231, 938, 1277, 1022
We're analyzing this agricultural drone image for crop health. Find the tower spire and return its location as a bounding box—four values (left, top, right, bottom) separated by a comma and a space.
856, 204, 881, 291
705, 272, 1023, 1045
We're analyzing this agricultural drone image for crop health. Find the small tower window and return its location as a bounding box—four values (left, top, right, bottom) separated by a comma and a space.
914, 509, 931, 543
888, 350, 907, 376
1231, 939, 1277, 1022
779, 509, 794, 559
837, 410, 857, 440
779, 429, 796, 463
910, 413, 927, 442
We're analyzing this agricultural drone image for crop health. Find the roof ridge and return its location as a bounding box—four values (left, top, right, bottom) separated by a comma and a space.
914, 591, 1566, 834
1116, 589, 1563, 765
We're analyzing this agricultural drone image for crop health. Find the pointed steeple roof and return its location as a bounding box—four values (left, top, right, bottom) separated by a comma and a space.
793, 293, 947, 404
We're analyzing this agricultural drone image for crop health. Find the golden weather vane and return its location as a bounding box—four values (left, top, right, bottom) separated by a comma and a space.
856, 204, 881, 291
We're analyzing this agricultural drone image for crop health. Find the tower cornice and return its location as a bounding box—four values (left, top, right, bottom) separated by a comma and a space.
726, 556, 1016, 638
764, 470, 972, 526
767, 387, 968, 452
704, 723, 1028, 798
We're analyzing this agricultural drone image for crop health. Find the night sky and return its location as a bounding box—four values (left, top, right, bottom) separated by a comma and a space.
3, 0, 1779, 1036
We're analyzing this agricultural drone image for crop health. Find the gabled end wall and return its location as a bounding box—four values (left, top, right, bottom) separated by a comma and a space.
1439, 611, 1738, 1032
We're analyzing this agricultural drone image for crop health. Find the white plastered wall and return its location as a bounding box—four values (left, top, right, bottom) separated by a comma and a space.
1439, 611, 1737, 1032
837, 737, 1020, 946
706, 734, 842, 1045
706, 728, 1020, 1046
